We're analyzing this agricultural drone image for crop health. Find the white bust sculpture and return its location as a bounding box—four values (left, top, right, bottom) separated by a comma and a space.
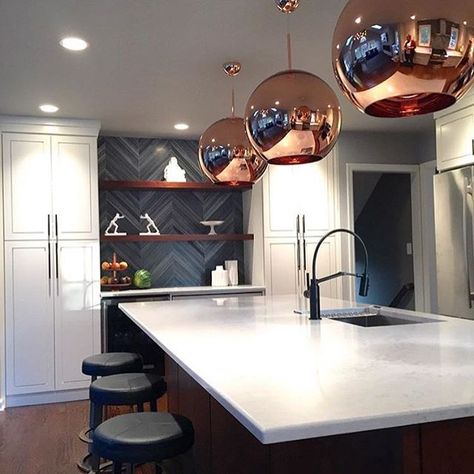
164, 157, 186, 182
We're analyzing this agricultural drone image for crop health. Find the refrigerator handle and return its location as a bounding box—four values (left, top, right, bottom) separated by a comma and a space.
463, 180, 474, 308
296, 215, 301, 295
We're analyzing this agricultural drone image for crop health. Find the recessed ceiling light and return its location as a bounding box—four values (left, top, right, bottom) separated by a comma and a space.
464, 21, 468, 26
39, 104, 59, 113
410, 15, 416, 20
59, 37, 89, 51
174, 123, 189, 131
371, 24, 382, 30
355, 16, 362, 24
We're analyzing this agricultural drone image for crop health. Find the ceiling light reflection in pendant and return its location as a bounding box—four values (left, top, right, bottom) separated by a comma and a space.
332, 0, 474, 117
198, 63, 267, 186
245, 2, 342, 165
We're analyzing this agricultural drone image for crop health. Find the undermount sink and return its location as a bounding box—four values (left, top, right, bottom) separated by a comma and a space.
323, 307, 441, 328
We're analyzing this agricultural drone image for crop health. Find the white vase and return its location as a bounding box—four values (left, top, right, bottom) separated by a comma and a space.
225, 260, 238, 286
211, 266, 229, 287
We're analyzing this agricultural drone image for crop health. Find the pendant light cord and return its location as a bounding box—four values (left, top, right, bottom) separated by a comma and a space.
286, 15, 293, 70
231, 86, 235, 118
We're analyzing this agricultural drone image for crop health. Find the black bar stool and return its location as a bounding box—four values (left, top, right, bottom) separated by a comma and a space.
92, 412, 194, 474
80, 353, 144, 441
88, 373, 167, 472
78, 353, 144, 472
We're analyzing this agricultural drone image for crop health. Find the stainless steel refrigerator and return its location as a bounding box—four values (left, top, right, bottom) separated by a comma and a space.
434, 166, 474, 319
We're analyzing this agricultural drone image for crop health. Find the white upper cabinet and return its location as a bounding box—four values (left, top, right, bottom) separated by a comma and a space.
435, 92, 474, 172
263, 152, 335, 237
3, 132, 99, 241
3, 133, 52, 240
52, 136, 99, 240
436, 106, 474, 171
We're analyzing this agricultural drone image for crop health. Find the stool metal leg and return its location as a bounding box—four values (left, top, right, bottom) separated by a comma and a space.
155, 463, 163, 474
137, 403, 144, 412
150, 398, 157, 412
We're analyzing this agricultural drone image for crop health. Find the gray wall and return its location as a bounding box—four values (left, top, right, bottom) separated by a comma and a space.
337, 129, 436, 301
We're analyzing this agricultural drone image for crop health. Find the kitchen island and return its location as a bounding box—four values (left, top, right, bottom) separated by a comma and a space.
120, 295, 474, 474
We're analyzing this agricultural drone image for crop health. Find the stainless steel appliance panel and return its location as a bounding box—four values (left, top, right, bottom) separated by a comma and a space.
434, 166, 474, 319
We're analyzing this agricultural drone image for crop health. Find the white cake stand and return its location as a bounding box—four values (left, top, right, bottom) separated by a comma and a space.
200, 220, 224, 235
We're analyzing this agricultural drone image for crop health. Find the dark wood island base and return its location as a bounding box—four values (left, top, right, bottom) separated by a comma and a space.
165, 355, 474, 474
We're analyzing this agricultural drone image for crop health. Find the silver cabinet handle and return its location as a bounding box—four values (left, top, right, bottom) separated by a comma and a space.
296, 214, 301, 271
302, 214, 307, 273
55, 241, 59, 296
48, 242, 52, 296
463, 179, 474, 308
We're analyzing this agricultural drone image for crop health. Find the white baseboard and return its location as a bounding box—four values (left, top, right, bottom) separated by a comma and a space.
6, 388, 89, 407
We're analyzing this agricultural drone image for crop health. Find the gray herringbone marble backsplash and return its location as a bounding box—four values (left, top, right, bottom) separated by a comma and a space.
99, 136, 245, 287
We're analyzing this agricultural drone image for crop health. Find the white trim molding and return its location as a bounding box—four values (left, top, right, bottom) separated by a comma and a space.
0, 116, 101, 137
346, 163, 425, 311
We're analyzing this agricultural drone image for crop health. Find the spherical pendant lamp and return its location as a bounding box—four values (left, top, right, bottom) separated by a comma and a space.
198, 63, 268, 186
245, 70, 342, 165
332, 0, 474, 117
245, 1, 342, 165
274, 0, 299, 13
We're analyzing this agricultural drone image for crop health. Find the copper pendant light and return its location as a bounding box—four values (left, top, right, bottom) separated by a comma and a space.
274, 0, 299, 13
198, 63, 268, 186
332, 0, 474, 117
245, 2, 342, 165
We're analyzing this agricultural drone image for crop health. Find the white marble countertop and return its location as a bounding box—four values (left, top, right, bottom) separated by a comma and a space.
119, 294, 474, 444
101, 285, 265, 299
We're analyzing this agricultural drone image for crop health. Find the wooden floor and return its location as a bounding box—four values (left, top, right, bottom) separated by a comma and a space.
0, 400, 165, 474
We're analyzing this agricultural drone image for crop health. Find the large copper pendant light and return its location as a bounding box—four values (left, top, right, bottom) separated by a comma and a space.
332, 0, 474, 117
244, 0, 342, 165
198, 63, 268, 186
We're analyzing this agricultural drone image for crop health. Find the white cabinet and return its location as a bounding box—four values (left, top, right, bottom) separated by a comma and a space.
1, 118, 101, 405
5, 242, 55, 395
436, 105, 474, 171
263, 152, 335, 237
262, 150, 339, 298
2, 134, 52, 241
3, 132, 99, 241
264, 236, 339, 297
5, 241, 100, 395
54, 241, 100, 390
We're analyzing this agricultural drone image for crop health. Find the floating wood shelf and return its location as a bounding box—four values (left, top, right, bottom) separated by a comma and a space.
101, 234, 254, 242
99, 180, 252, 191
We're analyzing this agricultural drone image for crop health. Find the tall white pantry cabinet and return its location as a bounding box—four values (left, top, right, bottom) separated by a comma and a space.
262, 150, 341, 298
1, 117, 101, 407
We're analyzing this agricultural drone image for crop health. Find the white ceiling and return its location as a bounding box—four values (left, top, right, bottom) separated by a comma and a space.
0, 0, 435, 138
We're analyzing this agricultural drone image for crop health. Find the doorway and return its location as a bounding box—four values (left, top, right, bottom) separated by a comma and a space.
347, 164, 424, 311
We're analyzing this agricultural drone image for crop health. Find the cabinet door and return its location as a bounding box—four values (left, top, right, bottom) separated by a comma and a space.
5, 241, 55, 395
52, 136, 99, 240
264, 236, 340, 298
3, 133, 52, 240
263, 166, 299, 237
263, 153, 335, 238
436, 107, 474, 171
264, 238, 299, 295
54, 241, 100, 390
296, 153, 335, 235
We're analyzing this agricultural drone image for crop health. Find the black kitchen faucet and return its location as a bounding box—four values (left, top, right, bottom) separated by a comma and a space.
305, 228, 370, 320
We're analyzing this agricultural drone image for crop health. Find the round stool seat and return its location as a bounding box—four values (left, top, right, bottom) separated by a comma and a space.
92, 412, 194, 464
82, 352, 143, 378
90, 373, 166, 406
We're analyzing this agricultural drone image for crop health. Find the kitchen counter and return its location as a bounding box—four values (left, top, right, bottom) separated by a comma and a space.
101, 284, 265, 299
119, 294, 474, 445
